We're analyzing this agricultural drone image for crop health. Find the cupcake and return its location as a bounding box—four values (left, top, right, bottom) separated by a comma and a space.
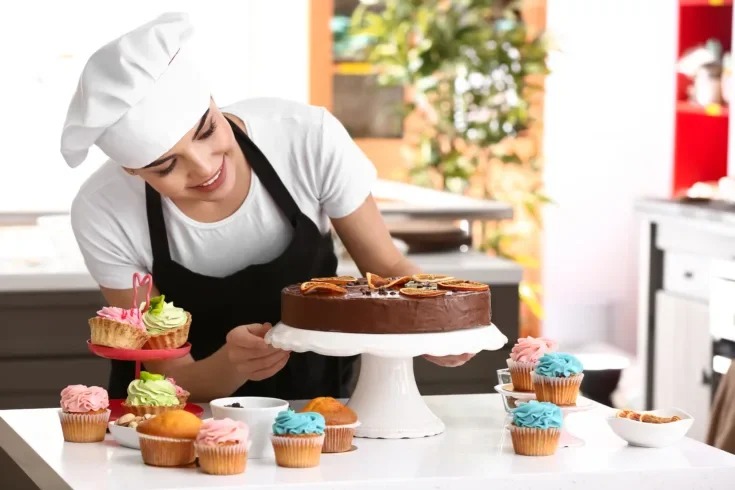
142, 295, 191, 349
300, 397, 358, 453
270, 409, 325, 468
195, 418, 250, 475
531, 352, 584, 406
89, 272, 153, 349
166, 377, 190, 405
58, 385, 111, 443
506, 336, 557, 392
89, 305, 149, 349
136, 410, 202, 467
121, 371, 184, 416
509, 400, 562, 456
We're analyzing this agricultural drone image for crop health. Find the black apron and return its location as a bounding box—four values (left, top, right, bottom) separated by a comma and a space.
108, 117, 356, 400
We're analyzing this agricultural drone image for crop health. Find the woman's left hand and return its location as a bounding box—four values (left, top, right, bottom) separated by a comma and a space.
422, 353, 475, 368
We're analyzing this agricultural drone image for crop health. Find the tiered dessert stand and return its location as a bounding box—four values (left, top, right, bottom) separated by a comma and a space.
86, 273, 201, 420
494, 381, 595, 447
266, 322, 508, 439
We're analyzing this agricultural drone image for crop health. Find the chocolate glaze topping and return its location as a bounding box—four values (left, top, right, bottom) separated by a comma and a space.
281, 283, 491, 334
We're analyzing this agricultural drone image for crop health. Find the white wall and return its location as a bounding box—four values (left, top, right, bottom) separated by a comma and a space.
0, 0, 309, 213
542, 0, 677, 354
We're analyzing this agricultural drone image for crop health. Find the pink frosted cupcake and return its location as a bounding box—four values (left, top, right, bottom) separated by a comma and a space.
89, 272, 153, 349
506, 337, 557, 392
195, 418, 251, 475
58, 385, 110, 443
89, 306, 149, 349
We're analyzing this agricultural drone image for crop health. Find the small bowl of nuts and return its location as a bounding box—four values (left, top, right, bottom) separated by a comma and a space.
108, 413, 157, 449
605, 408, 694, 448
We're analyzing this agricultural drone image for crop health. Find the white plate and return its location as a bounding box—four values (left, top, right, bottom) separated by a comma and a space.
108, 422, 140, 449
494, 383, 536, 402
606, 408, 694, 448
560, 396, 595, 413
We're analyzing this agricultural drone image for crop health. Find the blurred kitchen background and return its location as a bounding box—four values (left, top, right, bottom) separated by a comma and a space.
1, 0, 734, 448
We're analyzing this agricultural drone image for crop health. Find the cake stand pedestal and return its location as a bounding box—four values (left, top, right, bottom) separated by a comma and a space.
266, 323, 507, 439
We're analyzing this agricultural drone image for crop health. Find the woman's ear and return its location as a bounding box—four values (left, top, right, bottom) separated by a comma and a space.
122, 167, 137, 176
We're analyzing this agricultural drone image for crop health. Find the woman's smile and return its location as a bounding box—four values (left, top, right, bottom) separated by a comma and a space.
190, 156, 227, 193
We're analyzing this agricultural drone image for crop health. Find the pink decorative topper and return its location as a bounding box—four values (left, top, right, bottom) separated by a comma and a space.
132, 272, 153, 311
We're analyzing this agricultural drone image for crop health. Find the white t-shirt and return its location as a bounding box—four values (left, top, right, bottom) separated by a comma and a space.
70, 98, 377, 290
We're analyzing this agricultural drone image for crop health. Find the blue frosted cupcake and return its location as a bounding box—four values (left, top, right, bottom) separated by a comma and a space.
270, 409, 325, 468
531, 353, 584, 406
510, 400, 562, 456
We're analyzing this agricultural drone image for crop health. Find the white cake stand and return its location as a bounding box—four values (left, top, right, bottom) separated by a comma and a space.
265, 322, 508, 439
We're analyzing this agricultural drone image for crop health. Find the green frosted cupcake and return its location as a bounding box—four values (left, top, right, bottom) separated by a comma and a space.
141, 295, 191, 350
122, 371, 184, 416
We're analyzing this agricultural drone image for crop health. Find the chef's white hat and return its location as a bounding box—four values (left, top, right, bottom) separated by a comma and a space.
60, 12, 211, 169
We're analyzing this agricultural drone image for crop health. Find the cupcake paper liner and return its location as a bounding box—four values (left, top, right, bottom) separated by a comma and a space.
58, 409, 110, 443
506, 359, 536, 392
89, 317, 149, 349
144, 313, 192, 350
271, 434, 325, 468
324, 422, 359, 453
121, 402, 185, 416
531, 372, 584, 406
195, 442, 248, 475
138, 433, 196, 467
509, 425, 561, 456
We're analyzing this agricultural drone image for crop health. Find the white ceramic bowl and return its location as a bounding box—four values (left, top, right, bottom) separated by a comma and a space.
210, 397, 289, 459
606, 408, 694, 448
108, 422, 140, 449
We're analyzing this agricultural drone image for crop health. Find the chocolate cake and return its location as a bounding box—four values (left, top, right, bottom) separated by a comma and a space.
281, 275, 491, 334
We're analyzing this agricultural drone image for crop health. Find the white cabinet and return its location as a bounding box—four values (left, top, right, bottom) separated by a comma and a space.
654, 291, 712, 442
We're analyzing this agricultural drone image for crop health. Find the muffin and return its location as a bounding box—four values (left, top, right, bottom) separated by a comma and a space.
89, 305, 149, 349
142, 295, 191, 349
531, 352, 584, 406
271, 409, 325, 468
506, 336, 557, 392
509, 400, 562, 456
136, 410, 202, 467
166, 377, 190, 405
121, 371, 184, 416
195, 418, 250, 475
58, 385, 111, 443
300, 397, 358, 453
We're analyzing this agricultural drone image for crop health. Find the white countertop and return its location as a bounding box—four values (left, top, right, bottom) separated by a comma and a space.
636, 197, 735, 237
2, 394, 734, 490
0, 251, 522, 293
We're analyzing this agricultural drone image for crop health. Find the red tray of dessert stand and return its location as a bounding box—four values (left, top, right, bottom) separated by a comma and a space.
87, 340, 192, 379
107, 399, 204, 422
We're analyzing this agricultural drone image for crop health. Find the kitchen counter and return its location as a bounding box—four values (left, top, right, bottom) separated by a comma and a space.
0, 250, 523, 293
1, 179, 514, 224
1, 394, 734, 490
635, 197, 735, 236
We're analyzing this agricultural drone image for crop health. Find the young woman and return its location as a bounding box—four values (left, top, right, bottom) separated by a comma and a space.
61, 12, 474, 402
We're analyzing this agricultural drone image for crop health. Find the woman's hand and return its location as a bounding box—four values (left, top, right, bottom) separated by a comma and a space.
422, 353, 476, 368
225, 323, 291, 381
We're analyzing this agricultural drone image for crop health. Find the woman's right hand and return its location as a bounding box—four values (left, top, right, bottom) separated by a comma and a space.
224, 323, 290, 381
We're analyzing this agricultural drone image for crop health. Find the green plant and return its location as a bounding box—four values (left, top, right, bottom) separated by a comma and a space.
350, 0, 551, 321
